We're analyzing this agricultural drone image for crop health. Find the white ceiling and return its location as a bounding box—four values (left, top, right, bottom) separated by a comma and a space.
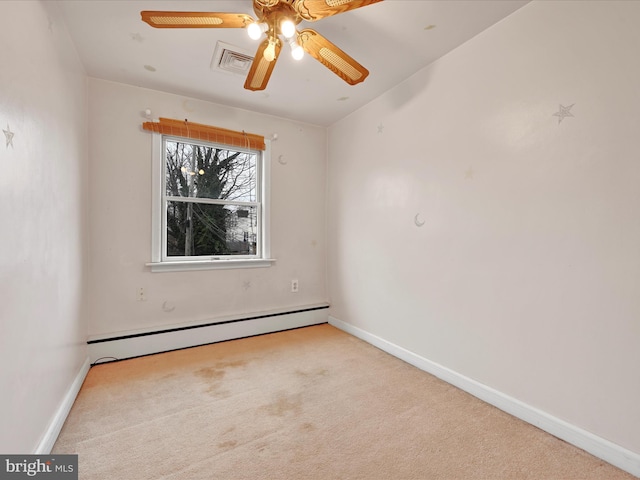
57, 0, 529, 126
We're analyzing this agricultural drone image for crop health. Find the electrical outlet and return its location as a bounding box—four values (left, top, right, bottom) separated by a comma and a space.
137, 287, 147, 301
291, 279, 299, 293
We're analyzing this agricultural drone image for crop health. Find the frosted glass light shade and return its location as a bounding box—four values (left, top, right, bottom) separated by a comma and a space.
263, 40, 277, 62
281, 19, 296, 38
288, 38, 304, 60
247, 22, 266, 40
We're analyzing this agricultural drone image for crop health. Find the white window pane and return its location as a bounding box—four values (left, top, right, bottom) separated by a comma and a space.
166, 201, 258, 257
165, 141, 256, 202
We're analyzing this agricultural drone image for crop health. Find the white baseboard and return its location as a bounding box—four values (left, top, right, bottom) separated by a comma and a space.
35, 356, 91, 454
88, 305, 329, 364
328, 316, 640, 478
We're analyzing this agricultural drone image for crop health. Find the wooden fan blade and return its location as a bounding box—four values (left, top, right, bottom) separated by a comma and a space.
244, 40, 282, 91
293, 0, 383, 21
298, 29, 368, 85
141, 11, 253, 28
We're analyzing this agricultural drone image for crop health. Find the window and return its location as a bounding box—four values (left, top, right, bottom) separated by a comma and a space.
145, 120, 272, 272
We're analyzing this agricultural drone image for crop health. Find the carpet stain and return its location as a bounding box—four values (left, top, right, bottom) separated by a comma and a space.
195, 367, 226, 381
195, 360, 248, 397
300, 422, 316, 432
205, 385, 229, 397
255, 442, 268, 453
295, 368, 329, 378
217, 440, 238, 450
261, 392, 303, 417
219, 359, 248, 369
194, 359, 248, 381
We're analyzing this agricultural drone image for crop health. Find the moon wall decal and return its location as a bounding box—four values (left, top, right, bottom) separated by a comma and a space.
414, 213, 425, 227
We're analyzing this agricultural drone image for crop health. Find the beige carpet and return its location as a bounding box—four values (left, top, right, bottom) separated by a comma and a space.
54, 324, 635, 479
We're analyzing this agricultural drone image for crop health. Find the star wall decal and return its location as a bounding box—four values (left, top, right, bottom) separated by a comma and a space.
377, 123, 384, 134
3, 124, 14, 148
553, 104, 575, 124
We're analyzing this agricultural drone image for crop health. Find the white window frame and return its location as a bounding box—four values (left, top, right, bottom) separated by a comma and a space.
146, 133, 274, 272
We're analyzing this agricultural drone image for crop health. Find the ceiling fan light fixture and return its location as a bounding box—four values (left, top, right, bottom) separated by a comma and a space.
280, 18, 296, 39
141, 0, 383, 91
247, 21, 267, 40
288, 37, 304, 61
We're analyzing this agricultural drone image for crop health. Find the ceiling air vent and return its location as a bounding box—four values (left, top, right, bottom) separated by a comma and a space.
211, 41, 254, 76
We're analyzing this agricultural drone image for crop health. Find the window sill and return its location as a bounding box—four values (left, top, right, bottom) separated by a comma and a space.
146, 258, 276, 273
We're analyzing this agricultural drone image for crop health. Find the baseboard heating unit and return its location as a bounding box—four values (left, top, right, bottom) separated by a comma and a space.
88, 304, 329, 364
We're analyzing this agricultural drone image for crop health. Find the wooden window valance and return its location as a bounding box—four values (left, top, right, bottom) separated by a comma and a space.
142, 117, 265, 151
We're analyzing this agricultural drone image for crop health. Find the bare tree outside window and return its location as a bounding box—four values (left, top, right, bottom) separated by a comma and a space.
164, 139, 259, 257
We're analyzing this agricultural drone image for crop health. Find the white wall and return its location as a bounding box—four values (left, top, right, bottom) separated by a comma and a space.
87, 79, 327, 338
0, 1, 88, 453
328, 0, 640, 457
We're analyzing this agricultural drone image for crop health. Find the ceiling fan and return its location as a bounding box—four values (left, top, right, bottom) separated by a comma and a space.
141, 0, 383, 91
